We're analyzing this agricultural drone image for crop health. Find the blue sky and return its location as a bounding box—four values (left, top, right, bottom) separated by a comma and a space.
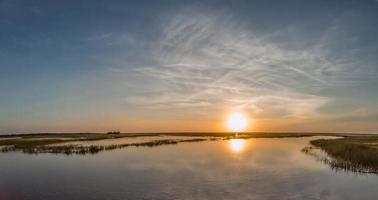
1, 0, 378, 133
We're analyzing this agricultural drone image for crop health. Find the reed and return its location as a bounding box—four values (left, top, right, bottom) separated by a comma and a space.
307, 136, 378, 173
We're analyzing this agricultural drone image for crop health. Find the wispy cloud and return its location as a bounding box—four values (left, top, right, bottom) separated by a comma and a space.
123, 7, 372, 123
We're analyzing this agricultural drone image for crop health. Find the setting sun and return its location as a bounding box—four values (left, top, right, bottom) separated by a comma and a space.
227, 112, 248, 132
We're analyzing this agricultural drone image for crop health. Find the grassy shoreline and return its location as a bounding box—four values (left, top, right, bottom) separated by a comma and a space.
2, 132, 378, 164
305, 136, 378, 174
1, 138, 209, 155
0, 132, 319, 155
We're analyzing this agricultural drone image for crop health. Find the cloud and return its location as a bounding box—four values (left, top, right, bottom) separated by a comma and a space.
125, 95, 211, 109
124, 7, 371, 121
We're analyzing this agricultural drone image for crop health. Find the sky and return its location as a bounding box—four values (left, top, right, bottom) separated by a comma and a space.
1, 0, 378, 134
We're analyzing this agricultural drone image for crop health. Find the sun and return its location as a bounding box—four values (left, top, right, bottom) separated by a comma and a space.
227, 112, 248, 132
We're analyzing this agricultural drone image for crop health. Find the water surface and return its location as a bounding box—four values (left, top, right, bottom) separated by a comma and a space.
1, 136, 377, 200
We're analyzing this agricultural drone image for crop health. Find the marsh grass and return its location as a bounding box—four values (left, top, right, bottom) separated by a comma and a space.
305, 136, 378, 174
0, 138, 211, 155
0, 133, 163, 147
0, 132, 324, 155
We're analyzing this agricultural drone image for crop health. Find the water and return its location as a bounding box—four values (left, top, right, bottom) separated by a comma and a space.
1, 136, 378, 200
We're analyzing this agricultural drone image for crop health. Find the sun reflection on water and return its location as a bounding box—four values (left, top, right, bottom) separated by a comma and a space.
229, 139, 246, 153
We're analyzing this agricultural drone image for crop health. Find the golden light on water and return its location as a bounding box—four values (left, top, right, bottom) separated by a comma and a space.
229, 139, 246, 153
227, 112, 248, 132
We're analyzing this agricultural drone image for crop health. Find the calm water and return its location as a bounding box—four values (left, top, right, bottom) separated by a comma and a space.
1, 136, 378, 200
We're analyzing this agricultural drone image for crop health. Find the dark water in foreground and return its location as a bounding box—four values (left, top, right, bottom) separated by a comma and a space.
1, 137, 378, 200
